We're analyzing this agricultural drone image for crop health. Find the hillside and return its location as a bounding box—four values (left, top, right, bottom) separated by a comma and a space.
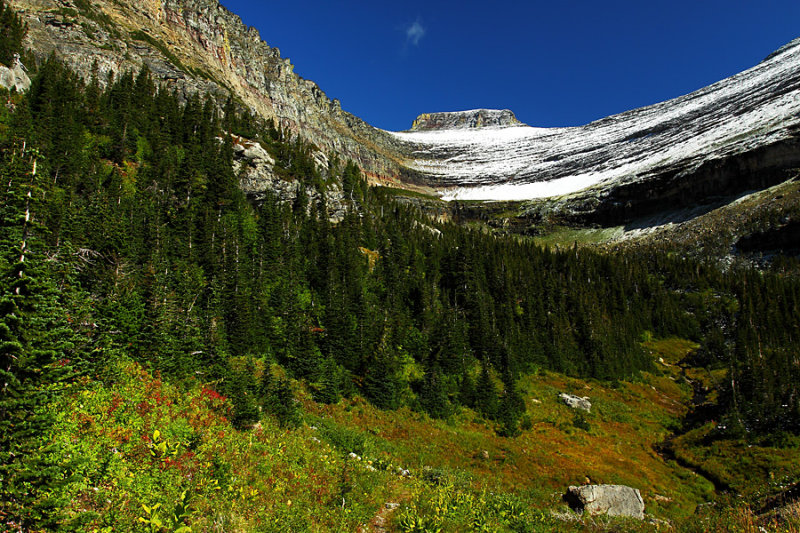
7, 0, 416, 184
0, 1, 799, 532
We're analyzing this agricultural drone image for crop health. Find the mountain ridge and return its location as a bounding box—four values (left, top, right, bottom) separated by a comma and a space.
390, 36, 800, 204
410, 109, 522, 131
9, 0, 416, 185
11, 0, 800, 216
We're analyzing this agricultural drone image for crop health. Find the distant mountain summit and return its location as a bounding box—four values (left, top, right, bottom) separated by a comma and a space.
410, 109, 522, 131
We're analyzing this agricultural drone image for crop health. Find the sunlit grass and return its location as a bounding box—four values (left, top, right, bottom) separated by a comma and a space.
45, 341, 800, 531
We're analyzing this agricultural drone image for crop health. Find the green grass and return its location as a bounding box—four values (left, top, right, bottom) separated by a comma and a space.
46, 359, 396, 532
373, 185, 442, 202
670, 424, 800, 501
531, 225, 626, 247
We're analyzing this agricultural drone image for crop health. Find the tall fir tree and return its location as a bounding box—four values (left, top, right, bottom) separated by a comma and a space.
0, 143, 80, 528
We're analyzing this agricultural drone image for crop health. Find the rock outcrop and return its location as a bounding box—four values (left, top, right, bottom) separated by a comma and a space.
564, 484, 645, 519
559, 393, 591, 412
0, 53, 31, 92
228, 134, 347, 221
411, 109, 521, 131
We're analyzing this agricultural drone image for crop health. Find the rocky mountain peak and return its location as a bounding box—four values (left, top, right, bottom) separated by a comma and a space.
410, 109, 522, 131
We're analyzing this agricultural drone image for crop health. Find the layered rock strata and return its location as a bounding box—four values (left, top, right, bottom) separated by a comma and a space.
410, 109, 521, 131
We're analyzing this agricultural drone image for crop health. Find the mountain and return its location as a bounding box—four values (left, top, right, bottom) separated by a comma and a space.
390, 39, 800, 230
14, 0, 800, 224
393, 38, 800, 200
9, 0, 415, 185
2, 1, 800, 531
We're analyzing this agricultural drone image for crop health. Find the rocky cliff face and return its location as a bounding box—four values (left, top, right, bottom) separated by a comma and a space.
0, 53, 31, 91
411, 109, 521, 131
9, 0, 412, 187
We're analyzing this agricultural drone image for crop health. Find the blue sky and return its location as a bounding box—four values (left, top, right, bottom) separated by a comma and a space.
219, 0, 800, 131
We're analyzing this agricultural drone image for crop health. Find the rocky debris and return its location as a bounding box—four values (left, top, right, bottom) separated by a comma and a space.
366, 501, 403, 533
0, 54, 31, 92
559, 392, 591, 412
564, 484, 645, 519
647, 517, 672, 529
411, 109, 521, 131
550, 509, 583, 523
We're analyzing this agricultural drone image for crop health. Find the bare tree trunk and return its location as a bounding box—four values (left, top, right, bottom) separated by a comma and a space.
18, 154, 36, 269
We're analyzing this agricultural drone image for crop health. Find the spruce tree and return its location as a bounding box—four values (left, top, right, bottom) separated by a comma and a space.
0, 0, 26, 66
0, 143, 78, 528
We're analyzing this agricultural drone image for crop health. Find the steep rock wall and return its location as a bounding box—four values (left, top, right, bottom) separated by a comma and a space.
411, 109, 521, 131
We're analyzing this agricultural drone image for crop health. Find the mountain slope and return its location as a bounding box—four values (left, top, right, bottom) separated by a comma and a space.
12, 0, 800, 220
9, 0, 412, 183
390, 37, 800, 203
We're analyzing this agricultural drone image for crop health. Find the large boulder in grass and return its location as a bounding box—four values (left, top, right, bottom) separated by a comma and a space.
559, 392, 591, 412
565, 484, 645, 519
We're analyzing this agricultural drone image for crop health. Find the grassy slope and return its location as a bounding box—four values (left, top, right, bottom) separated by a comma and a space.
46, 338, 799, 531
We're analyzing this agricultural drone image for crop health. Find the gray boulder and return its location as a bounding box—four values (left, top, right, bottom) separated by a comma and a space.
565, 484, 645, 519
559, 392, 591, 412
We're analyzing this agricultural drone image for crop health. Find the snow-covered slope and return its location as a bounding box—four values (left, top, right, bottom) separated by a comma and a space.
389, 38, 800, 201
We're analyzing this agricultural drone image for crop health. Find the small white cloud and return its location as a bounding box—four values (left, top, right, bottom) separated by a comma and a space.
406, 20, 426, 46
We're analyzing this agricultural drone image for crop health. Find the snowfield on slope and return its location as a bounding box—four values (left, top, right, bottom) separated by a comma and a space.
387, 38, 800, 201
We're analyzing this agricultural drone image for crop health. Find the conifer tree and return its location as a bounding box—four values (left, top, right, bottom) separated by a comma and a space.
0, 143, 79, 528
0, 0, 25, 66
474, 361, 498, 419
262, 370, 301, 428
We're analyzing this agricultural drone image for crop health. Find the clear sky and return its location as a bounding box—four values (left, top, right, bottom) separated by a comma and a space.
218, 0, 800, 131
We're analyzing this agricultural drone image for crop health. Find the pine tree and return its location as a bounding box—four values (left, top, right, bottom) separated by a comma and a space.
474, 361, 498, 420
419, 366, 452, 419
0, 0, 26, 66
0, 143, 78, 528
262, 371, 301, 428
